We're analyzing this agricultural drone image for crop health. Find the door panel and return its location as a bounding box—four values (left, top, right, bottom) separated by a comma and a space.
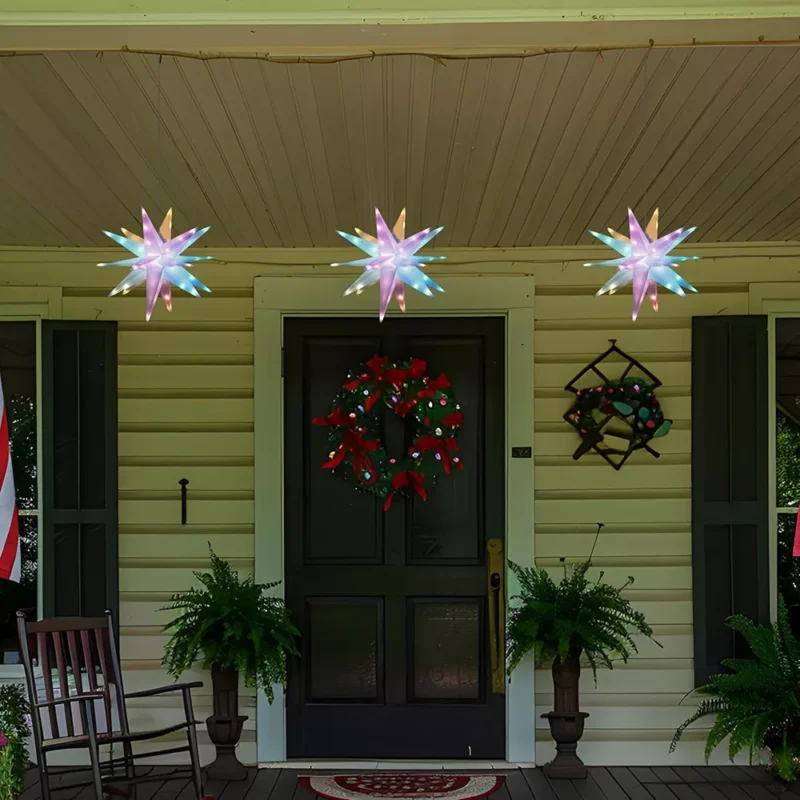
283, 317, 505, 759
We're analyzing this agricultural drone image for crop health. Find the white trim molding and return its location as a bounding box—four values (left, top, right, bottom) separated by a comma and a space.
253, 275, 536, 765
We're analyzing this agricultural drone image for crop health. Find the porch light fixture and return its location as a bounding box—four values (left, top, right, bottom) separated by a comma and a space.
331, 208, 446, 322
584, 208, 700, 321
98, 208, 214, 321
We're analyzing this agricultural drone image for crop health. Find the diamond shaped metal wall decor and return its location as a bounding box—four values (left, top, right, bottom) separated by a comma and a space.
563, 340, 672, 471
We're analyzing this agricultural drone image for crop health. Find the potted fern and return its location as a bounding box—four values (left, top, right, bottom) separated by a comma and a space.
672, 597, 800, 781
162, 548, 300, 780
506, 524, 658, 778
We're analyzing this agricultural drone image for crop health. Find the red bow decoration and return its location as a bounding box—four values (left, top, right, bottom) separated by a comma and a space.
394, 398, 418, 418
417, 373, 451, 398
345, 355, 426, 391
313, 408, 378, 483
312, 407, 356, 429
386, 357, 426, 388
343, 355, 428, 412
414, 436, 462, 473
384, 470, 427, 511
443, 411, 463, 428
343, 354, 387, 391
323, 430, 379, 483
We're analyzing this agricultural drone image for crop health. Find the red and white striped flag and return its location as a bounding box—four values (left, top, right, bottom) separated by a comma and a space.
0, 375, 20, 582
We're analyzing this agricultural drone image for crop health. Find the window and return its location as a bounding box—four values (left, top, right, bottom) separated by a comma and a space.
775, 318, 800, 634
0, 322, 38, 664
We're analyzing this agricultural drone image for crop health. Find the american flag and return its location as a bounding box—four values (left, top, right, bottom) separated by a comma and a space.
0, 375, 20, 582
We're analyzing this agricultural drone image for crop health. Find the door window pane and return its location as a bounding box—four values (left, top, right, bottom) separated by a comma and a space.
411, 600, 481, 701
307, 598, 383, 702
0, 322, 37, 663
778, 513, 800, 633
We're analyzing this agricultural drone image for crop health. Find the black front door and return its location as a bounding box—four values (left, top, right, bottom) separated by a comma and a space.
283, 316, 505, 759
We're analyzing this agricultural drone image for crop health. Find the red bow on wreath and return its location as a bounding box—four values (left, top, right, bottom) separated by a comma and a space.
415, 436, 462, 474
312, 409, 379, 484
345, 354, 426, 391
417, 373, 451, 398
384, 470, 427, 511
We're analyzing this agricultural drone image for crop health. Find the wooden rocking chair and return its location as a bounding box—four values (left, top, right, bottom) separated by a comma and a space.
17, 610, 205, 800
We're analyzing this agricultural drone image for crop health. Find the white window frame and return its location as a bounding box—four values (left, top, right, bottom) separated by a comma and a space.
768, 307, 800, 624
749, 285, 800, 623
0, 291, 60, 682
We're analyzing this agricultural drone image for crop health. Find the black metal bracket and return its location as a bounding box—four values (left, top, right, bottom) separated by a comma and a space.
179, 478, 189, 525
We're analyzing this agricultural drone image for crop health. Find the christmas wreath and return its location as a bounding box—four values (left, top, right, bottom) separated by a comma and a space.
313, 355, 463, 511
565, 376, 671, 460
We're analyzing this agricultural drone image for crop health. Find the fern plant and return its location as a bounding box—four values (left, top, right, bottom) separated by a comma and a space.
161, 547, 300, 703
506, 525, 658, 678
671, 596, 800, 781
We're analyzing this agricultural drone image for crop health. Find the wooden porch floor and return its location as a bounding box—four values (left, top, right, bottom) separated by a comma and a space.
20, 765, 796, 800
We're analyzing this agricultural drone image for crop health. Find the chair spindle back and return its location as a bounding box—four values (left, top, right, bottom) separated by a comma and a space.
16, 611, 130, 744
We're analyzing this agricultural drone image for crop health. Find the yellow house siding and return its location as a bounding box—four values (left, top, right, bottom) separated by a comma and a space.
534, 293, 695, 765
0, 243, 798, 765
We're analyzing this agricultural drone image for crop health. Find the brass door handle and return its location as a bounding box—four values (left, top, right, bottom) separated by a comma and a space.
487, 538, 505, 694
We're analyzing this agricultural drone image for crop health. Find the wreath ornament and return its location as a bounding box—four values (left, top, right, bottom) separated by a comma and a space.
313, 355, 463, 510
564, 340, 672, 470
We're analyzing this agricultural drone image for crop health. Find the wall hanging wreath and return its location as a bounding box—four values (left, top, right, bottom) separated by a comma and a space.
563, 341, 672, 471
313, 355, 463, 510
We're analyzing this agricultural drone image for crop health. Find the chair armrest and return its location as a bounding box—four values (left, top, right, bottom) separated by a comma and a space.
125, 681, 203, 699
34, 692, 106, 709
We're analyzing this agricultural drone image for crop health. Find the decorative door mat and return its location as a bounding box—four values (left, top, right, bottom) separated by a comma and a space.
299, 774, 506, 800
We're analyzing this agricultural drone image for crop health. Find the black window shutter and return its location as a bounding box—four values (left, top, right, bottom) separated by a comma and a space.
42, 322, 118, 623
691, 315, 769, 686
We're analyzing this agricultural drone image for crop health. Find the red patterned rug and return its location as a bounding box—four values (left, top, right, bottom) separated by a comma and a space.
298, 774, 506, 800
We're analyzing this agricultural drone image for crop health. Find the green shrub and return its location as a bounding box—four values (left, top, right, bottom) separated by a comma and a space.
0, 684, 31, 800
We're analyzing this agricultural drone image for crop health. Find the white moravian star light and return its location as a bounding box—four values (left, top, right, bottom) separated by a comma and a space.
99, 208, 213, 321
332, 208, 446, 322
585, 208, 700, 321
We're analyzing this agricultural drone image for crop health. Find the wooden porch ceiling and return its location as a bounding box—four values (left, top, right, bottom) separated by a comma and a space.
19, 764, 790, 800
1, 47, 800, 249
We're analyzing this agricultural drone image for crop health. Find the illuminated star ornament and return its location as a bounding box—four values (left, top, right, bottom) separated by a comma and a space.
99, 208, 213, 321
585, 208, 700, 321
332, 208, 446, 322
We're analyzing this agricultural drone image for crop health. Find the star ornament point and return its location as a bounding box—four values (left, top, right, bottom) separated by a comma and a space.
99, 208, 213, 321
332, 208, 446, 322
585, 208, 700, 321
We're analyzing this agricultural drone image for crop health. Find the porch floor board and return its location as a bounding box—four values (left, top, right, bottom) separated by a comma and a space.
20, 765, 792, 800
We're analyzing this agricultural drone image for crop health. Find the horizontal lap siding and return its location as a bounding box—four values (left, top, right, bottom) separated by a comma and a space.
534, 279, 739, 767
2, 262, 259, 766
1, 246, 796, 767
116, 316, 258, 766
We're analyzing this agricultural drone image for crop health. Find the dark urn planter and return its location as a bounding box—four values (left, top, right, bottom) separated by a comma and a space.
541, 648, 590, 779
206, 667, 249, 781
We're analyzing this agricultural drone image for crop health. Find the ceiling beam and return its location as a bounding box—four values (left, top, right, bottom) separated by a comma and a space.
0, 12, 799, 55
